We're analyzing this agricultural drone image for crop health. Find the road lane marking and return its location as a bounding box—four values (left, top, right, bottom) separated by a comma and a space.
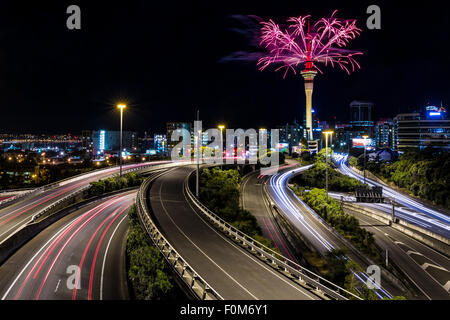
421, 263, 448, 272
100, 213, 129, 300
54, 279, 61, 293
157, 179, 259, 300
181, 175, 317, 300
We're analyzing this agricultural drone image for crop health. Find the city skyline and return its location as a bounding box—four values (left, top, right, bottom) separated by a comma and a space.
0, 1, 449, 306
0, 1, 448, 133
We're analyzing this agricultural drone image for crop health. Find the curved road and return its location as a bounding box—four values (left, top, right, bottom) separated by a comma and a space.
0, 191, 135, 300
241, 168, 300, 264
0, 161, 170, 243
266, 164, 400, 299
327, 191, 450, 299
346, 205, 450, 299
336, 155, 450, 238
149, 165, 320, 300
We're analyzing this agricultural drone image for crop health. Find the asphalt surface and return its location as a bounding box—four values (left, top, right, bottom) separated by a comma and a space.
336, 155, 450, 238
0, 191, 135, 300
241, 168, 300, 264
149, 165, 320, 300
0, 161, 169, 243
344, 206, 450, 299
266, 163, 400, 299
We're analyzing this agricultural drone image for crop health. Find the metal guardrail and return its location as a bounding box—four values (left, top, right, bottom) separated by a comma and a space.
0, 162, 162, 208
0, 188, 38, 207
24, 163, 172, 223
184, 171, 362, 301
0, 187, 35, 194
136, 172, 223, 300
30, 184, 92, 222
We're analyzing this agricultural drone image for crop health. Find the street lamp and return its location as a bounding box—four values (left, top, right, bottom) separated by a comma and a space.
362, 135, 369, 185
218, 125, 225, 157
323, 130, 334, 202
117, 103, 126, 177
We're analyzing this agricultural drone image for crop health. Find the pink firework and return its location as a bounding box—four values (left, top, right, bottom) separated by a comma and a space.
258, 10, 363, 77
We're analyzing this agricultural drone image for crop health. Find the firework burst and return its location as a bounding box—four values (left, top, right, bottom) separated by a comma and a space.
258, 10, 363, 77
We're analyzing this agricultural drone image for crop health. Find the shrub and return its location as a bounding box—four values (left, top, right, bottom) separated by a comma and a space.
200, 168, 278, 251
126, 205, 176, 300
299, 188, 380, 261
357, 150, 450, 209
88, 172, 144, 197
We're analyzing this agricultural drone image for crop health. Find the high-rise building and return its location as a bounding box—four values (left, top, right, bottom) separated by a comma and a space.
81, 130, 92, 150
349, 101, 374, 147
92, 130, 138, 155
153, 134, 167, 155
138, 131, 153, 153
277, 121, 303, 153
166, 122, 192, 155
334, 123, 351, 152
375, 118, 394, 149
350, 101, 373, 126
394, 106, 450, 151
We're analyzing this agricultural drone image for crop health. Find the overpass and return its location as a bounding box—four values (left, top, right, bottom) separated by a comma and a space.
136, 165, 359, 300
0, 161, 183, 253
0, 190, 136, 300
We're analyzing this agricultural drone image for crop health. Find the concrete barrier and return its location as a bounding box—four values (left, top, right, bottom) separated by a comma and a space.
0, 187, 138, 266
344, 203, 450, 257
136, 172, 222, 300
186, 170, 360, 300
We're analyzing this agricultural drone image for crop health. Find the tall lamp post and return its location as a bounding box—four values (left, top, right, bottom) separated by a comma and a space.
117, 104, 126, 177
362, 135, 369, 185
196, 110, 200, 198
218, 125, 225, 158
323, 131, 334, 203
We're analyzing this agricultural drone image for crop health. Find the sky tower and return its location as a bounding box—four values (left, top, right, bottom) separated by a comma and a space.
257, 11, 363, 142
301, 67, 317, 141
301, 18, 317, 141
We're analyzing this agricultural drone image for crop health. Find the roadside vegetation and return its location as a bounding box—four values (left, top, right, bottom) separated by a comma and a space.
292, 149, 363, 192
0, 157, 103, 190
292, 187, 381, 263
199, 167, 277, 250
290, 153, 407, 300
126, 205, 180, 300
350, 149, 450, 209
88, 172, 144, 197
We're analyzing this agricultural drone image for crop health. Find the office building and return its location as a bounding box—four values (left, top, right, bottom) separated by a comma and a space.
394, 105, 450, 151
92, 130, 138, 155
277, 121, 303, 153
375, 118, 395, 149
349, 101, 375, 147
153, 134, 167, 155
166, 122, 192, 155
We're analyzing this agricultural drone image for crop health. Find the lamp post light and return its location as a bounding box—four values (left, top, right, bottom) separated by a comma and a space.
117, 103, 126, 177
218, 125, 225, 158
362, 135, 369, 185
196, 110, 201, 198
323, 131, 334, 203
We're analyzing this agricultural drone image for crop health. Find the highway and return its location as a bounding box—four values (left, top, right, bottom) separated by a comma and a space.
336, 155, 450, 238
0, 161, 170, 244
266, 164, 400, 299
241, 168, 300, 264
0, 191, 135, 300
337, 199, 450, 299
148, 165, 321, 300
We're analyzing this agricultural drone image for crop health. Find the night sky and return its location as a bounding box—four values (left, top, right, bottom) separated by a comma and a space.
0, 1, 449, 134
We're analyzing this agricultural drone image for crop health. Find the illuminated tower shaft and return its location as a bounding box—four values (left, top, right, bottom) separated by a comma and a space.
301, 69, 317, 141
